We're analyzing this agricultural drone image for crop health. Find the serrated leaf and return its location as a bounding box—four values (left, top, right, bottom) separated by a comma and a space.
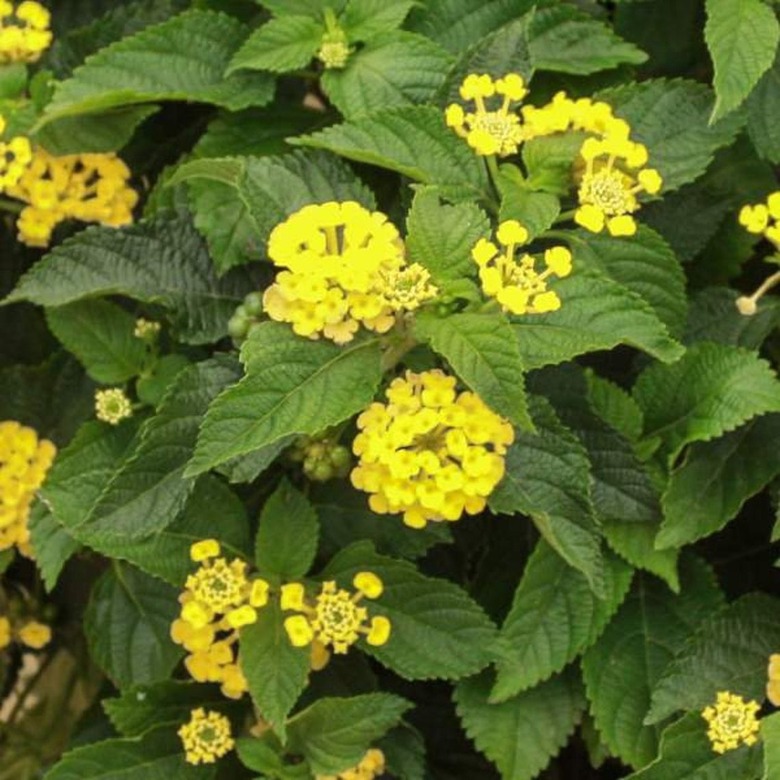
762, 712, 780, 780
255, 479, 319, 582
747, 54, 780, 163
44, 727, 216, 779
633, 341, 780, 463
39, 10, 274, 126
497, 166, 560, 239
492, 541, 633, 702
322, 32, 453, 119
455, 667, 586, 780
187, 323, 382, 475
5, 213, 249, 345
414, 310, 532, 430
526, 4, 647, 75
379, 725, 427, 780
572, 226, 687, 338
598, 79, 744, 192
705, 0, 779, 123
27, 503, 80, 591
625, 712, 763, 780
287, 693, 411, 775
647, 592, 780, 724
136, 354, 192, 408
322, 541, 498, 680
228, 15, 322, 74
489, 395, 604, 596
511, 272, 684, 371
341, 0, 416, 41
45, 300, 148, 384
521, 132, 586, 196
581, 558, 724, 769
585, 371, 644, 443
84, 562, 183, 688
240, 599, 311, 742
658, 414, 780, 549
291, 106, 489, 202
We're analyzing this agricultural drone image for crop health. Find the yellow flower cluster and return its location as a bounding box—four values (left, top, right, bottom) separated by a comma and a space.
178, 708, 234, 765
0, 421, 56, 556
702, 691, 760, 754
6, 148, 137, 247
317, 749, 386, 780
520, 91, 632, 141
472, 220, 572, 314
94, 388, 133, 425
351, 370, 514, 528
574, 135, 662, 237
768, 654, 780, 706
263, 202, 437, 344
281, 572, 390, 657
0, 1, 51, 64
133, 318, 161, 340
739, 191, 780, 247
0, 116, 31, 190
446, 73, 528, 157
170, 540, 270, 699
0, 615, 51, 651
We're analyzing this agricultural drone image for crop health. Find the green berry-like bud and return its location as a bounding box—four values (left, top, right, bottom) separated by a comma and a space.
311, 462, 333, 482
330, 446, 351, 470
228, 315, 249, 340
244, 292, 264, 318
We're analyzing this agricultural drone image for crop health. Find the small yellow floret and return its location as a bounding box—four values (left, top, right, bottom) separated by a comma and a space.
701, 691, 761, 754
134, 318, 161, 340
178, 708, 234, 765
768, 654, 780, 706
95, 388, 133, 425
316, 748, 386, 780
191, 539, 220, 562
17, 619, 51, 649
0, 1, 52, 63
353, 571, 383, 599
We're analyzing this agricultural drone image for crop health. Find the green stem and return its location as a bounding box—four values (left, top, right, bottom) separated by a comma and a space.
485, 155, 502, 198
553, 208, 577, 225
0, 197, 23, 214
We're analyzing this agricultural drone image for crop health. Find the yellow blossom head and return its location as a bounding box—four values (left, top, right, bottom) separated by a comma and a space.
0, 130, 32, 192
574, 135, 661, 236
446, 73, 528, 157
739, 191, 780, 249
178, 708, 234, 765
316, 748, 386, 780
768, 654, 780, 707
701, 691, 761, 754
350, 369, 514, 528
0, 1, 52, 64
0, 420, 56, 556
95, 388, 133, 425
471, 222, 572, 315
264, 201, 425, 344
134, 318, 161, 340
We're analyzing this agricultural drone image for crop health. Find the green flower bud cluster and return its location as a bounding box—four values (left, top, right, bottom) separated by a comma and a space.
290, 435, 351, 482
228, 292, 264, 344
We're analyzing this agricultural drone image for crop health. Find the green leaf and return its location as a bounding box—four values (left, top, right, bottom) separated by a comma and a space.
647, 592, 780, 724
633, 341, 780, 463
511, 272, 684, 371
705, 0, 780, 122
45, 299, 148, 384
291, 106, 489, 202
762, 712, 780, 780
414, 310, 532, 430
27, 503, 80, 592
136, 354, 192, 408
187, 323, 382, 475
489, 395, 604, 597
581, 558, 724, 769
74, 359, 240, 542
526, 5, 647, 75
240, 599, 311, 742
625, 712, 763, 780
378, 725, 427, 780
521, 132, 586, 196
228, 15, 322, 74
586, 371, 644, 443
322, 32, 453, 119
0, 63, 27, 99
341, 0, 416, 41
455, 668, 586, 780
492, 541, 633, 702
497, 166, 560, 239
322, 541, 498, 680
404, 189, 489, 292
259, 0, 347, 16
598, 79, 744, 192
747, 54, 780, 163
84, 562, 183, 688
5, 213, 248, 345
39, 10, 274, 126
255, 478, 319, 582
657, 414, 780, 549
104, 681, 231, 737
572, 226, 687, 338
44, 728, 216, 779
407, 0, 538, 54
286, 693, 411, 775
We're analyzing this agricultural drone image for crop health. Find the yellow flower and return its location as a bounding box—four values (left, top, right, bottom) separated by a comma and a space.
17, 619, 51, 649
185, 557, 252, 616
282, 573, 390, 654
0, 1, 52, 63
263, 202, 431, 344
446, 73, 528, 157
471, 221, 572, 315
0, 420, 56, 556
768, 654, 780, 706
574, 136, 662, 236
0, 615, 11, 649
178, 708, 234, 765
0, 130, 32, 191
351, 370, 514, 528
739, 191, 780, 248
316, 748, 386, 780
702, 691, 761, 754
95, 388, 133, 425
520, 92, 629, 142
133, 318, 161, 340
